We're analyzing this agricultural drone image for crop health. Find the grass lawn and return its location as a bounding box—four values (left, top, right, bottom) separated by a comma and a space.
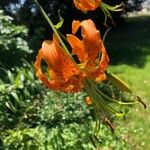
105, 15, 150, 149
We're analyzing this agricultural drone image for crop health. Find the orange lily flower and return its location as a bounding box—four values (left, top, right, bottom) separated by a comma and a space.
73, 0, 100, 11
33, 0, 145, 143
73, 0, 122, 26
34, 19, 109, 93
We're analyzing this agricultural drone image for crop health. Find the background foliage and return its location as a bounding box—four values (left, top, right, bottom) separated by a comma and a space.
0, 0, 149, 149
0, 0, 147, 52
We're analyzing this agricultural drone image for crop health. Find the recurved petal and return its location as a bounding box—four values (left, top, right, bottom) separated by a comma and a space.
34, 48, 60, 90
72, 20, 81, 35
34, 39, 85, 92
94, 42, 109, 82
71, 19, 102, 65
67, 34, 87, 63
81, 20, 102, 63
41, 39, 81, 81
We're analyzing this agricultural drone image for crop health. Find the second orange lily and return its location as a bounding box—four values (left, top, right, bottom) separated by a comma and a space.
73, 0, 100, 11
73, 0, 123, 26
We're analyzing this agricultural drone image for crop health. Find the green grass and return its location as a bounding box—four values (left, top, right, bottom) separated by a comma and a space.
105, 15, 150, 149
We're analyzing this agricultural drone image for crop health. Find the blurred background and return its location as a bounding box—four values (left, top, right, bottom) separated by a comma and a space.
0, 0, 150, 149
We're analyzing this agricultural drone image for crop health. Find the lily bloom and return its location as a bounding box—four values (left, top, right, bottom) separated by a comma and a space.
73, 0, 122, 26
73, 0, 100, 11
33, 0, 145, 143
34, 19, 142, 136
34, 19, 109, 93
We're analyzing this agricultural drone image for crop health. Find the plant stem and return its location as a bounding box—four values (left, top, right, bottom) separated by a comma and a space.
33, 0, 71, 56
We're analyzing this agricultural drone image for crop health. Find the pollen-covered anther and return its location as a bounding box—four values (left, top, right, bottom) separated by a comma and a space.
85, 96, 92, 105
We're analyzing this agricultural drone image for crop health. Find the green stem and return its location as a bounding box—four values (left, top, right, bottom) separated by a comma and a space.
33, 0, 71, 57
85, 79, 125, 117
101, 2, 122, 12
58, 30, 68, 43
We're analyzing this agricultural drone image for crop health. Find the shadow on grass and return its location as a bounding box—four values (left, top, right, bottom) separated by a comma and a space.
105, 15, 150, 68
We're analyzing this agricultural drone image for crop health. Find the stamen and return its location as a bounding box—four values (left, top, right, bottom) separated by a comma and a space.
136, 96, 147, 109
104, 117, 115, 133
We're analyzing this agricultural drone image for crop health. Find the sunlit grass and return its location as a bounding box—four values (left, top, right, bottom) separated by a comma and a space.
106, 15, 150, 149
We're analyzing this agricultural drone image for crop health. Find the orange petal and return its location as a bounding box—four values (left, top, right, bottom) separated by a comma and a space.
42, 40, 80, 81
67, 34, 87, 63
73, 0, 100, 11
34, 38, 85, 92
71, 19, 102, 66
93, 42, 109, 82
81, 20, 102, 64
70, 19, 109, 81
34, 48, 60, 90
72, 20, 81, 35
85, 96, 92, 105
99, 43, 109, 73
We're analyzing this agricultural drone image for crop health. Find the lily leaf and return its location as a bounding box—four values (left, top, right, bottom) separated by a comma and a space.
54, 10, 64, 29
106, 71, 132, 93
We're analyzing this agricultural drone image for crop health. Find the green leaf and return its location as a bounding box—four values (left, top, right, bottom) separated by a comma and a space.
54, 10, 64, 29
106, 71, 132, 93
5, 101, 16, 112
11, 92, 20, 104
7, 70, 14, 84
